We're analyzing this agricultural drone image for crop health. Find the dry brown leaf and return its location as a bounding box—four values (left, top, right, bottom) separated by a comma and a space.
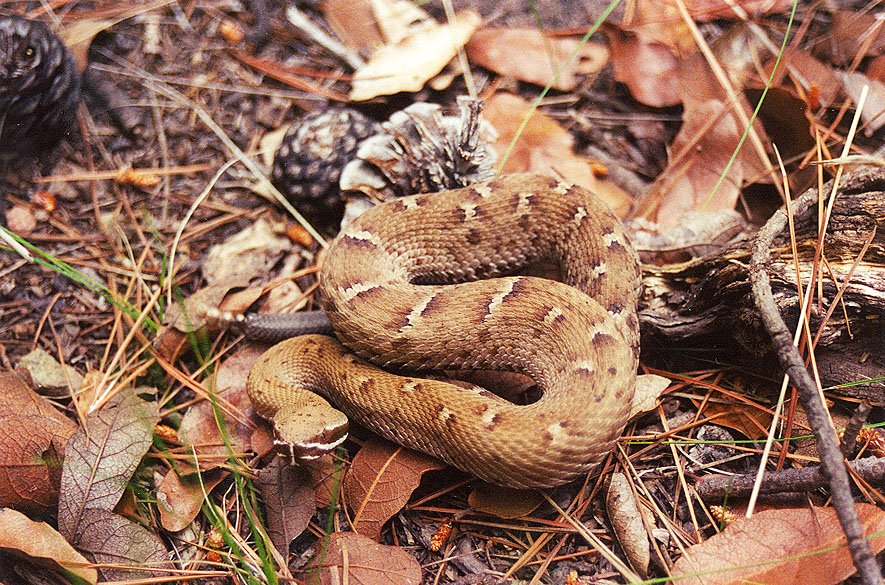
637, 97, 743, 228
0, 371, 76, 512
0, 415, 74, 513
256, 458, 316, 555
692, 398, 774, 440
467, 484, 543, 519
671, 504, 885, 584
344, 438, 445, 541
605, 26, 681, 107
821, 10, 885, 66
322, 0, 384, 52
178, 345, 264, 471
202, 218, 292, 288
466, 28, 608, 91
156, 468, 226, 532
685, 0, 793, 21
772, 47, 842, 108
17, 347, 83, 397
311, 531, 422, 585
72, 508, 169, 582
619, 2, 694, 52
606, 472, 650, 578
349, 11, 481, 101
484, 93, 633, 217
0, 507, 98, 584
308, 455, 346, 509
58, 387, 160, 541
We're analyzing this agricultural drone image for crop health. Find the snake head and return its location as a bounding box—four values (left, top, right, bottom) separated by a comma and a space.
271, 399, 349, 462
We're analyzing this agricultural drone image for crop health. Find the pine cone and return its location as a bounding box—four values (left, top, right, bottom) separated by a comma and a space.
0, 15, 81, 160
271, 108, 380, 226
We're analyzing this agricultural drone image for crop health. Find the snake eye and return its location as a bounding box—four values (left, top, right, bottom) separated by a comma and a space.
24, 46, 35, 58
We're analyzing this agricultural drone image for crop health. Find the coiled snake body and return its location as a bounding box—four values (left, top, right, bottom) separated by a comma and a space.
248, 174, 641, 488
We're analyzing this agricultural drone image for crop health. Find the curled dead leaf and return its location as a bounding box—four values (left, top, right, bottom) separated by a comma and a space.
605, 26, 681, 108
349, 11, 481, 101
0, 507, 97, 584
72, 508, 169, 582
156, 468, 226, 533
0, 371, 76, 512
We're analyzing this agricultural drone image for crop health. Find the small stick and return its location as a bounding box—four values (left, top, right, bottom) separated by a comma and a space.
697, 456, 885, 501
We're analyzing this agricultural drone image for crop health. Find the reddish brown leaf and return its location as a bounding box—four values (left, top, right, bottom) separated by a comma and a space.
820, 10, 885, 66
322, 0, 384, 52
685, 0, 792, 21
344, 438, 445, 541
58, 387, 160, 541
467, 28, 608, 91
606, 472, 651, 579
72, 508, 169, 582
0, 415, 73, 512
256, 458, 315, 555
671, 504, 885, 584
605, 26, 681, 108
0, 370, 78, 423
771, 47, 842, 108
310, 532, 422, 585
309, 455, 346, 509
0, 371, 76, 512
692, 398, 774, 440
484, 93, 633, 217
156, 468, 226, 532
178, 345, 264, 471
0, 507, 97, 584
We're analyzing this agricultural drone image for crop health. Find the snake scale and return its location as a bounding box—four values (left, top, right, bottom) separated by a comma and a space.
248, 174, 641, 488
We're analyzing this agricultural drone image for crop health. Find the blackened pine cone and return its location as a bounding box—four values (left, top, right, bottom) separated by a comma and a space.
0, 15, 81, 160
271, 108, 380, 226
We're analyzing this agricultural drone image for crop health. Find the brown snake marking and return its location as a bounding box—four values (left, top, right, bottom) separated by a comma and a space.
247, 173, 641, 488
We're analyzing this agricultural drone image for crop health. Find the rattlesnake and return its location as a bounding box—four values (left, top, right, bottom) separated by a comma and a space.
247, 173, 642, 488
